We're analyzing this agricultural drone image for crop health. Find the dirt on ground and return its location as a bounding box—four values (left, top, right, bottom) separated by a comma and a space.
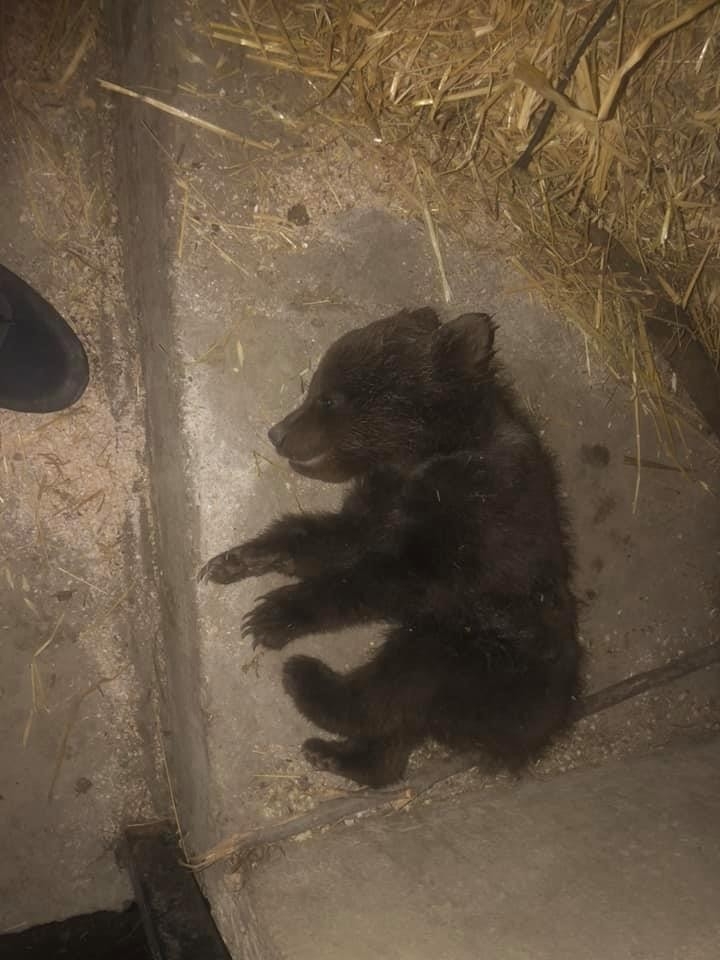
0, 2, 163, 931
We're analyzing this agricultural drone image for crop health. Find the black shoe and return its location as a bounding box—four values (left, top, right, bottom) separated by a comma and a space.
0, 264, 89, 413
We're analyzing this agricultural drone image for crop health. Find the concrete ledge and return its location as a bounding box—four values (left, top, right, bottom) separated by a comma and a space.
246, 737, 720, 960
108, 0, 211, 844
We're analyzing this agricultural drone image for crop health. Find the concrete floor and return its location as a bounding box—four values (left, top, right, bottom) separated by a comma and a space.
2, 0, 719, 953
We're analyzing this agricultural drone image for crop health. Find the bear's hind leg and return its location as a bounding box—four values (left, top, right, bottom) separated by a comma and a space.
282, 655, 351, 734
302, 736, 412, 788
283, 627, 436, 739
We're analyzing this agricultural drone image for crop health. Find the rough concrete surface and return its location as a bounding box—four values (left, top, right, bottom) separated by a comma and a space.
3, 0, 719, 951
246, 737, 720, 960
107, 1, 720, 955
132, 3, 720, 794
0, 3, 163, 932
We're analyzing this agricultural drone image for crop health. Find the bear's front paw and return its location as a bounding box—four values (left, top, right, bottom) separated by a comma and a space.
199, 543, 285, 584
199, 548, 253, 584
241, 585, 315, 649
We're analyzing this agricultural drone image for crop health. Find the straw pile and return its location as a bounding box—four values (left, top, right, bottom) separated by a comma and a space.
209, 0, 720, 448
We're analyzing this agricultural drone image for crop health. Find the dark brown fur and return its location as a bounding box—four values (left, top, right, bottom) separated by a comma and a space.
201, 309, 580, 787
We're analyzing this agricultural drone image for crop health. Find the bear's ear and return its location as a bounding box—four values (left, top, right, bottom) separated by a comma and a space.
433, 313, 496, 374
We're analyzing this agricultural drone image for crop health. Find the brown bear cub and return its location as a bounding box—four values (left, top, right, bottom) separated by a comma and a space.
201, 309, 580, 787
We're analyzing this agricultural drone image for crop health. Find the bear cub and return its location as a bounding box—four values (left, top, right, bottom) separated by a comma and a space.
201, 309, 580, 787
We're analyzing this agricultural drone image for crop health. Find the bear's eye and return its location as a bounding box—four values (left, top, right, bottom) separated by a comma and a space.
317, 394, 336, 409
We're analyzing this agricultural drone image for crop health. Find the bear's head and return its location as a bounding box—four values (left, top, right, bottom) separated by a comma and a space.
268, 308, 496, 482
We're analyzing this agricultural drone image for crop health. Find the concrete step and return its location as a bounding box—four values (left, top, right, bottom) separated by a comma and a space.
241, 738, 720, 960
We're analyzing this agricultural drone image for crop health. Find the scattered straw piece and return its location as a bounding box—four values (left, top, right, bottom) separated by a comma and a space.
513, 60, 597, 129
55, 564, 108, 595
631, 346, 642, 515
51, 23, 95, 93
23, 613, 65, 747
81, 584, 134, 634
153, 686, 189, 862
236, 0, 268, 58
188, 219, 252, 277
47, 668, 126, 800
412, 158, 452, 303
623, 455, 685, 474
97, 79, 276, 150
177, 180, 189, 260
682, 243, 713, 310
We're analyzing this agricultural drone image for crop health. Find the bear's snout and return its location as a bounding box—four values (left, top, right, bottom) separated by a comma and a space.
268, 404, 329, 466
268, 405, 306, 453
268, 419, 287, 451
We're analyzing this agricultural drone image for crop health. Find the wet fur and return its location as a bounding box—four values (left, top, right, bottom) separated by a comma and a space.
202, 309, 580, 787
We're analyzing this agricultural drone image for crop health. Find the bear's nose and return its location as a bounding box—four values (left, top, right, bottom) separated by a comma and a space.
268, 421, 286, 451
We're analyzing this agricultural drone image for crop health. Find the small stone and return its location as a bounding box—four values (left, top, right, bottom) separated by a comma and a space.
287, 202, 310, 226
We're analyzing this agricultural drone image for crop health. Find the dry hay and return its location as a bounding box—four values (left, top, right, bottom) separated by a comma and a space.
207, 0, 720, 452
